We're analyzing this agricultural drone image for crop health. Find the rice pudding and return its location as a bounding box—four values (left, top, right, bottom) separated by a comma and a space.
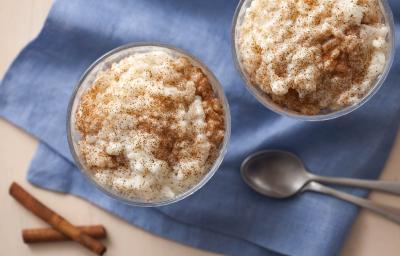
74, 51, 225, 202
237, 0, 390, 115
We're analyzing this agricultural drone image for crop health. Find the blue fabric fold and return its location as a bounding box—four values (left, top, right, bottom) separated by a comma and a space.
1, 0, 399, 255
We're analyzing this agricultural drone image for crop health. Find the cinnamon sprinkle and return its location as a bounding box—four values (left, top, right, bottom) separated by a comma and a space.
75, 51, 225, 201
238, 0, 389, 114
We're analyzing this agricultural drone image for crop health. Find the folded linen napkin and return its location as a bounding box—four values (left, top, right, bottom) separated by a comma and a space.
1, 0, 399, 255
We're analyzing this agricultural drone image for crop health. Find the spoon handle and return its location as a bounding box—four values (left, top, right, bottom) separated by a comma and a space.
305, 182, 400, 224
312, 175, 400, 195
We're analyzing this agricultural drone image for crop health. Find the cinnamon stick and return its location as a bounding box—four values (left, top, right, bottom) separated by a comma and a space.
23, 225, 106, 243
9, 182, 106, 255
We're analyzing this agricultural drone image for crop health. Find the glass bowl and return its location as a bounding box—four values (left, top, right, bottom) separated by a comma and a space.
67, 43, 231, 207
232, 0, 395, 121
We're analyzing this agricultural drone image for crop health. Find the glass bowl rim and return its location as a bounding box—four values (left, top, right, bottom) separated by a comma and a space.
66, 42, 231, 207
231, 0, 396, 121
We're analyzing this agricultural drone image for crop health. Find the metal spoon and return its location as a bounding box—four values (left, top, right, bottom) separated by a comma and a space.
241, 150, 400, 224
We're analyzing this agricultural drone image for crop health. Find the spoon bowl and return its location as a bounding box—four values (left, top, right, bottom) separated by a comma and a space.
241, 150, 310, 198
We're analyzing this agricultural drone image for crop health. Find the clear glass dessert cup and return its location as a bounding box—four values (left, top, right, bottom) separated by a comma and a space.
67, 43, 231, 207
232, 0, 396, 121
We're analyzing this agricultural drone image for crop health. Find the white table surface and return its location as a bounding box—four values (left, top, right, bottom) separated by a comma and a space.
1, 1, 400, 255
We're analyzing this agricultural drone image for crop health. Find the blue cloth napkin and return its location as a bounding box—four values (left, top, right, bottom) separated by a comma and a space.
1, 0, 399, 255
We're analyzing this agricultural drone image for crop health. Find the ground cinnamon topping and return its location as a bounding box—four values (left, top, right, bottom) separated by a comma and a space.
238, 0, 389, 114
75, 51, 225, 201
